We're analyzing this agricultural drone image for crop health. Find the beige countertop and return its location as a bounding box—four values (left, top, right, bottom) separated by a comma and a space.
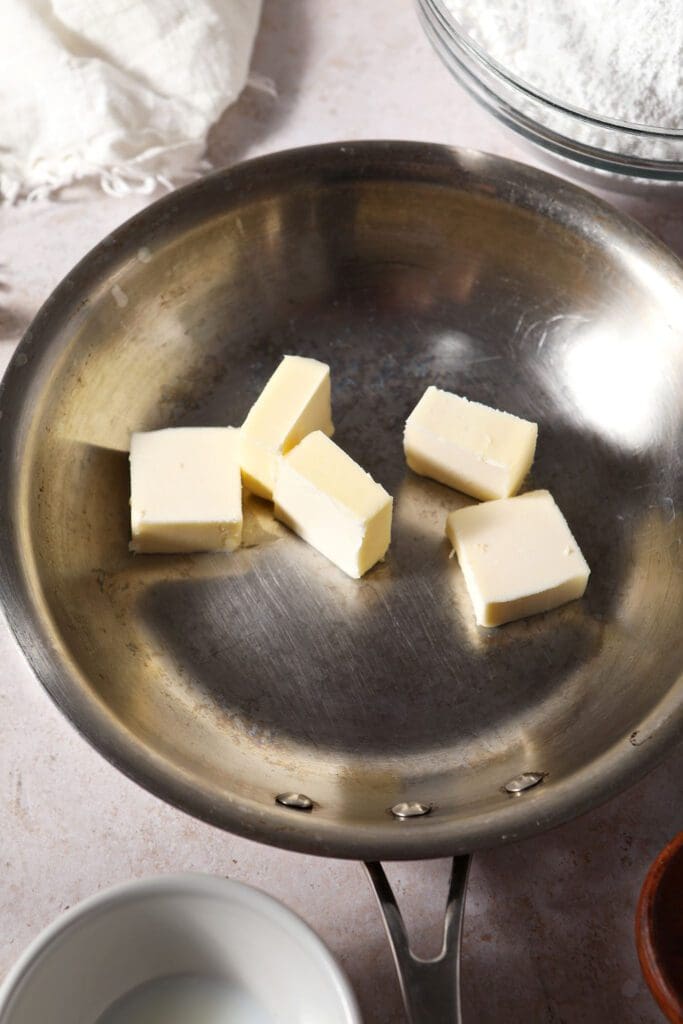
1, 2, 682, 1021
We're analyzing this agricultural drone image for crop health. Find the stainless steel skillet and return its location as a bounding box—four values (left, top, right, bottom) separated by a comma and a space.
1, 143, 681, 1022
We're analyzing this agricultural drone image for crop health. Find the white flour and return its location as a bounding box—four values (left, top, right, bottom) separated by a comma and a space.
444, 0, 683, 130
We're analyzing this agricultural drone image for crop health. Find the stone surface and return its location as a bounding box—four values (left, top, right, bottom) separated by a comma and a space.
1, 2, 682, 1022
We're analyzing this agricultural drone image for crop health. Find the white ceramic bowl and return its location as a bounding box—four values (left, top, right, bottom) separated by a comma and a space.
0, 874, 361, 1024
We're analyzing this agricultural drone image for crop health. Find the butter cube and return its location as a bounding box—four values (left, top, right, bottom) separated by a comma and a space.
404, 386, 537, 500
241, 355, 333, 500
446, 490, 590, 626
130, 427, 242, 553
274, 431, 392, 579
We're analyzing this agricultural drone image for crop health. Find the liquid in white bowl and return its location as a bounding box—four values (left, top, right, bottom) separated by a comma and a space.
96, 974, 271, 1024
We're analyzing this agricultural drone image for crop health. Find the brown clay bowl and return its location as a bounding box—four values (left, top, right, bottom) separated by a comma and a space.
637, 832, 683, 1023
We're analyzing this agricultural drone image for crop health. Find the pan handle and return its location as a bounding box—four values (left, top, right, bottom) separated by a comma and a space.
363, 855, 471, 1024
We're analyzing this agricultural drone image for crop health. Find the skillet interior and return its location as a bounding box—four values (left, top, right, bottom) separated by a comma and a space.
0, 142, 681, 858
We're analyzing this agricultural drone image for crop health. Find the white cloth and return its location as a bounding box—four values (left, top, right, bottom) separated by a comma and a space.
0, 0, 263, 201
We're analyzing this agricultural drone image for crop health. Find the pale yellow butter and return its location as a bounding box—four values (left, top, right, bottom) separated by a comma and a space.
404, 386, 537, 500
240, 354, 333, 500
274, 431, 392, 579
130, 427, 242, 553
446, 489, 589, 627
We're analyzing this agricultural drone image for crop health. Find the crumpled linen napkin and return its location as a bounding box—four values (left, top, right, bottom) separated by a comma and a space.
0, 0, 263, 201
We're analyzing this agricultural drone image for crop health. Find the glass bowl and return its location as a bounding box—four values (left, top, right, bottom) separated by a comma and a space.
417, 0, 683, 181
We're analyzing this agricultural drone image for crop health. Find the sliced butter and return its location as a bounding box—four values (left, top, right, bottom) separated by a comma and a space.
130, 427, 242, 554
446, 489, 589, 627
404, 386, 537, 500
274, 431, 392, 579
240, 354, 333, 500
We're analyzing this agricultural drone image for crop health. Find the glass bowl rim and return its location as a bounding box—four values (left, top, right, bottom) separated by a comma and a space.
429, 0, 683, 139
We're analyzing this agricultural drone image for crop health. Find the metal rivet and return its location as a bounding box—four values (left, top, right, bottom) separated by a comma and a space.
390, 801, 433, 819
275, 792, 314, 811
504, 772, 546, 795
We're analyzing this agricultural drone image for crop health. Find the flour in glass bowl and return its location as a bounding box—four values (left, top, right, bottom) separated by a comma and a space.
442, 0, 683, 160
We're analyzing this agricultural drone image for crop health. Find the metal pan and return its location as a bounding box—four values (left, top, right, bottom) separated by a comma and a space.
1, 143, 682, 1022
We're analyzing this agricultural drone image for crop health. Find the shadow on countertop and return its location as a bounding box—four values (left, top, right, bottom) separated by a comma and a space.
206, 0, 311, 169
